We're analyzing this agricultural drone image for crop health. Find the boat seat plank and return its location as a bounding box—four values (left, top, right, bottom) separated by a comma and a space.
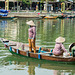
36, 52, 51, 54
8, 44, 16, 46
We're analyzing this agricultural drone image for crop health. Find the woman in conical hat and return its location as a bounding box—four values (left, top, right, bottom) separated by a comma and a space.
26, 20, 36, 26
26, 20, 36, 53
53, 37, 68, 56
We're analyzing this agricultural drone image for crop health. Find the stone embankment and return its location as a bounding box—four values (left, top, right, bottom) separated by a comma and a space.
8, 11, 75, 18
8, 12, 46, 18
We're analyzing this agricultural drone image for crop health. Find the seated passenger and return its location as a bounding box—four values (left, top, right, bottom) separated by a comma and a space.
53, 37, 68, 56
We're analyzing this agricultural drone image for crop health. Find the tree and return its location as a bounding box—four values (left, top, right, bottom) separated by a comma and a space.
22, 0, 30, 4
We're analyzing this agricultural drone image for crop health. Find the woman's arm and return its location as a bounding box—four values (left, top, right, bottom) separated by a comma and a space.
61, 43, 68, 52
32, 27, 36, 39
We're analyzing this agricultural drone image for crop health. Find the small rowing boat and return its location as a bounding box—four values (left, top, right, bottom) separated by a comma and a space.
0, 38, 75, 62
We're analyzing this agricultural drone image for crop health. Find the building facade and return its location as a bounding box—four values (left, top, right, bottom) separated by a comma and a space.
0, 0, 74, 12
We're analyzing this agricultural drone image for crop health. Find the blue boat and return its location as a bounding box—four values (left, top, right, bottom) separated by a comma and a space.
0, 9, 9, 13
0, 14, 8, 16
0, 9, 8, 17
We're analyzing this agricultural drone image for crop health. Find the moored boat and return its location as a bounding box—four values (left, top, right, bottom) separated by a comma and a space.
0, 9, 9, 13
67, 15, 75, 19
0, 9, 15, 19
0, 9, 9, 17
0, 16, 15, 19
57, 15, 66, 19
57, 15, 75, 19
0, 14, 8, 17
0, 38, 75, 62
44, 16, 58, 19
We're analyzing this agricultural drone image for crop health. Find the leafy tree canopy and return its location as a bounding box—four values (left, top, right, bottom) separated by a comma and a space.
18, 0, 74, 4
22, 0, 30, 4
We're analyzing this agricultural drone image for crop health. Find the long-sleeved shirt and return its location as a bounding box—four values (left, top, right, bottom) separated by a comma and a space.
28, 27, 36, 39
53, 42, 67, 55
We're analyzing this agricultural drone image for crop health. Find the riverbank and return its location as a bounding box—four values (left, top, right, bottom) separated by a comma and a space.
7, 11, 75, 18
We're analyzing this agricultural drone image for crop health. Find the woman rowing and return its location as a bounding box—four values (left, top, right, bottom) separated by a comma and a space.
26, 20, 36, 53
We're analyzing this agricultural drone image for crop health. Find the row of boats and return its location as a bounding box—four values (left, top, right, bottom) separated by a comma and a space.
43, 15, 75, 19
1, 15, 74, 20
0, 9, 75, 19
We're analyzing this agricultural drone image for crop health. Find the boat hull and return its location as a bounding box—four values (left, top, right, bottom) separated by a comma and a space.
6, 45, 75, 62
0, 16, 15, 19
44, 16, 58, 19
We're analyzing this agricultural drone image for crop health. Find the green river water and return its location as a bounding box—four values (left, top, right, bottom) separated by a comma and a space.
0, 18, 75, 75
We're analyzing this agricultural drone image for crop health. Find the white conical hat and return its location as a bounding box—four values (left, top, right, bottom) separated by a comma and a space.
26, 20, 36, 26
55, 37, 65, 43
3, 38, 8, 41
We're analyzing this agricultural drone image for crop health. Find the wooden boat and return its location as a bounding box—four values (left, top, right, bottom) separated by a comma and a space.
0, 9, 9, 17
0, 14, 8, 17
44, 16, 58, 19
0, 9, 9, 13
40, 15, 46, 19
0, 16, 15, 19
67, 15, 75, 19
57, 15, 66, 19
57, 15, 75, 19
1, 38, 75, 62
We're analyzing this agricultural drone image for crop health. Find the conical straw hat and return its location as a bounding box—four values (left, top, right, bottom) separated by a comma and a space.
55, 37, 65, 43
26, 20, 36, 26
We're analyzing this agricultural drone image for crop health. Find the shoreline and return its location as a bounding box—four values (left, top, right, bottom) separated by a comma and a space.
6, 11, 75, 18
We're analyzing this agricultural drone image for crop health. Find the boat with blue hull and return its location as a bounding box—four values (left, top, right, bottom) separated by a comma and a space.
0, 9, 9, 13
0, 9, 8, 17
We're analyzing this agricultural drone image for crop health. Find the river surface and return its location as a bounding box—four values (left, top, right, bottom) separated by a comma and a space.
0, 18, 75, 75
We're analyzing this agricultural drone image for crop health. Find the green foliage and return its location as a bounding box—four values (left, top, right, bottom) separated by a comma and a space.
22, 0, 30, 4
60, 0, 65, 2
17, 0, 74, 4
40, 0, 45, 2
59, 0, 72, 2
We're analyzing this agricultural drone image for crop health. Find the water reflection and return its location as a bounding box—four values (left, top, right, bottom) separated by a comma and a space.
0, 20, 7, 37
0, 18, 75, 49
0, 55, 75, 75
0, 18, 75, 48
0, 20, 7, 28
60, 19, 64, 36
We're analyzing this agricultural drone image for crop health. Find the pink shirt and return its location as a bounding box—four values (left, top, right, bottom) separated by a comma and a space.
28, 27, 36, 39
53, 43, 67, 55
